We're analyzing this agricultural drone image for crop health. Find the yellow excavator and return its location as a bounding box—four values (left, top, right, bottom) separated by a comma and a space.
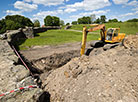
81, 24, 126, 55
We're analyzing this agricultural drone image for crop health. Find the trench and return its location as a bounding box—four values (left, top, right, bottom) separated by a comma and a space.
15, 48, 80, 102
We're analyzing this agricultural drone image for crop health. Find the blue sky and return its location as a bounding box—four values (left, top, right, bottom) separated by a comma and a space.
0, 0, 138, 25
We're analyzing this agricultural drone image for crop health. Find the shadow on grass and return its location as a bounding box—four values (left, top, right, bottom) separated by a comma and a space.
34, 33, 40, 37
14, 38, 27, 51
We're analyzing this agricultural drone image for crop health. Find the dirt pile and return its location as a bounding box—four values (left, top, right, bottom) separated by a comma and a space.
123, 35, 138, 50
40, 35, 138, 102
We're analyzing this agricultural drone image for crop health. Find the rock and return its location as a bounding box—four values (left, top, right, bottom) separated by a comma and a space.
0, 34, 7, 40
23, 27, 34, 38
64, 25, 72, 30
0, 40, 45, 102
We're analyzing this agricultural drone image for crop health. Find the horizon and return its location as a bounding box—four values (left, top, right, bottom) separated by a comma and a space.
0, 0, 138, 25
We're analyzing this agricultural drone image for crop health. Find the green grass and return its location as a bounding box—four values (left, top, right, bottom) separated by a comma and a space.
70, 22, 138, 35
17, 30, 99, 50
17, 22, 138, 50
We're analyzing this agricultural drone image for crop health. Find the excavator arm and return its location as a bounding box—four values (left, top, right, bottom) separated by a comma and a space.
80, 24, 106, 56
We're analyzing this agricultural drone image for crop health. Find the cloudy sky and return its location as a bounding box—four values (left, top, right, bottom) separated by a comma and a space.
0, 0, 138, 25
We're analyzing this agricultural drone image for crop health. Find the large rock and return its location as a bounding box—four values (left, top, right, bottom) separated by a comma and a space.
0, 40, 45, 102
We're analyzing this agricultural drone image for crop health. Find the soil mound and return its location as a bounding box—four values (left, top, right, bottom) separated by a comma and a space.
41, 35, 138, 102
123, 35, 138, 50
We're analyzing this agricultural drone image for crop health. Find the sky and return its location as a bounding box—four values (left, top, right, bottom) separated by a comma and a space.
0, 0, 138, 25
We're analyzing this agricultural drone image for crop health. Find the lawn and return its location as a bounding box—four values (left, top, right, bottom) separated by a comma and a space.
17, 30, 99, 50
70, 22, 138, 34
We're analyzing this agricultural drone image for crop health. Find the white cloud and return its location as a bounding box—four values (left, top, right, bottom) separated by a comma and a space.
24, 0, 32, 2
127, 0, 138, 6
64, 8, 77, 13
120, 11, 138, 17
6, 10, 23, 15
112, 0, 129, 4
26, 0, 65, 6
14, 1, 38, 12
33, 9, 63, 25
63, 0, 111, 13
132, 7, 138, 11
34, 11, 57, 17
70, 9, 110, 21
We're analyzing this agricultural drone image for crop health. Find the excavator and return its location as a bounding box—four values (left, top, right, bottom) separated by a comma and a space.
80, 24, 126, 55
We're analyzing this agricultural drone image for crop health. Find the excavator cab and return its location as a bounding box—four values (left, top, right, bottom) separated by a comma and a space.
105, 28, 125, 43
106, 28, 114, 41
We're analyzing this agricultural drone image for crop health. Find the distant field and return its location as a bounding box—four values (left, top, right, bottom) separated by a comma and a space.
17, 30, 99, 50
70, 22, 138, 34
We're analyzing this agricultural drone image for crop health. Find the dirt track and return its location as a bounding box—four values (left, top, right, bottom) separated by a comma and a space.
20, 35, 138, 102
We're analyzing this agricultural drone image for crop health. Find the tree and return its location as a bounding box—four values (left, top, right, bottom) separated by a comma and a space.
66, 23, 70, 25
100, 15, 106, 23
60, 20, 64, 26
52, 16, 60, 26
44, 15, 53, 26
72, 21, 77, 25
0, 15, 33, 34
94, 18, 100, 23
34, 20, 40, 27
90, 14, 96, 23
44, 15, 60, 26
77, 16, 91, 24
127, 18, 138, 22
108, 18, 118, 22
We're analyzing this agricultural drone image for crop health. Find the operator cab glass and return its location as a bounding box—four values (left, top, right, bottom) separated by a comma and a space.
114, 29, 119, 37
106, 29, 114, 41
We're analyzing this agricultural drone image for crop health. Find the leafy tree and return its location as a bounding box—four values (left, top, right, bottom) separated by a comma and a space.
0, 15, 33, 33
44, 15, 60, 26
108, 18, 118, 22
44, 15, 53, 26
34, 20, 40, 27
94, 18, 101, 23
72, 21, 77, 25
100, 15, 106, 23
66, 23, 70, 25
78, 18, 83, 24
60, 20, 64, 26
77, 16, 91, 24
53, 16, 60, 26
0, 19, 6, 33
127, 18, 138, 22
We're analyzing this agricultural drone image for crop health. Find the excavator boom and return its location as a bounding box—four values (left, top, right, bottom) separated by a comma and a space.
81, 24, 106, 56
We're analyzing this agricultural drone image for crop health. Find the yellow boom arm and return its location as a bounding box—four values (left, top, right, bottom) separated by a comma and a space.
80, 24, 105, 56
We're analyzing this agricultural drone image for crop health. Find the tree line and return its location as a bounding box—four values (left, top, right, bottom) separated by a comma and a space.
0, 14, 138, 33
0, 15, 62, 33
71, 16, 138, 25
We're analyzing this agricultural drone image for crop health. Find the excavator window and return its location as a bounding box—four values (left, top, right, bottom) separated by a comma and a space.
106, 29, 113, 40
114, 29, 118, 37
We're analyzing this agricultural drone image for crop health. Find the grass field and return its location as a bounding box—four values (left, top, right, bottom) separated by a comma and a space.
17, 30, 99, 50
70, 22, 138, 34
17, 22, 138, 50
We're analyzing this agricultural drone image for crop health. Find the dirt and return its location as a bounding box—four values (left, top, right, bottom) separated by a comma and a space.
20, 35, 138, 102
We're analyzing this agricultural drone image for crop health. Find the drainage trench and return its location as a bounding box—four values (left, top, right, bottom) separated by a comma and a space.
19, 49, 80, 101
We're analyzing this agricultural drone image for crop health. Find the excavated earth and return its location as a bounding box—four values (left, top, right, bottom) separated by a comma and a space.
20, 35, 138, 102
